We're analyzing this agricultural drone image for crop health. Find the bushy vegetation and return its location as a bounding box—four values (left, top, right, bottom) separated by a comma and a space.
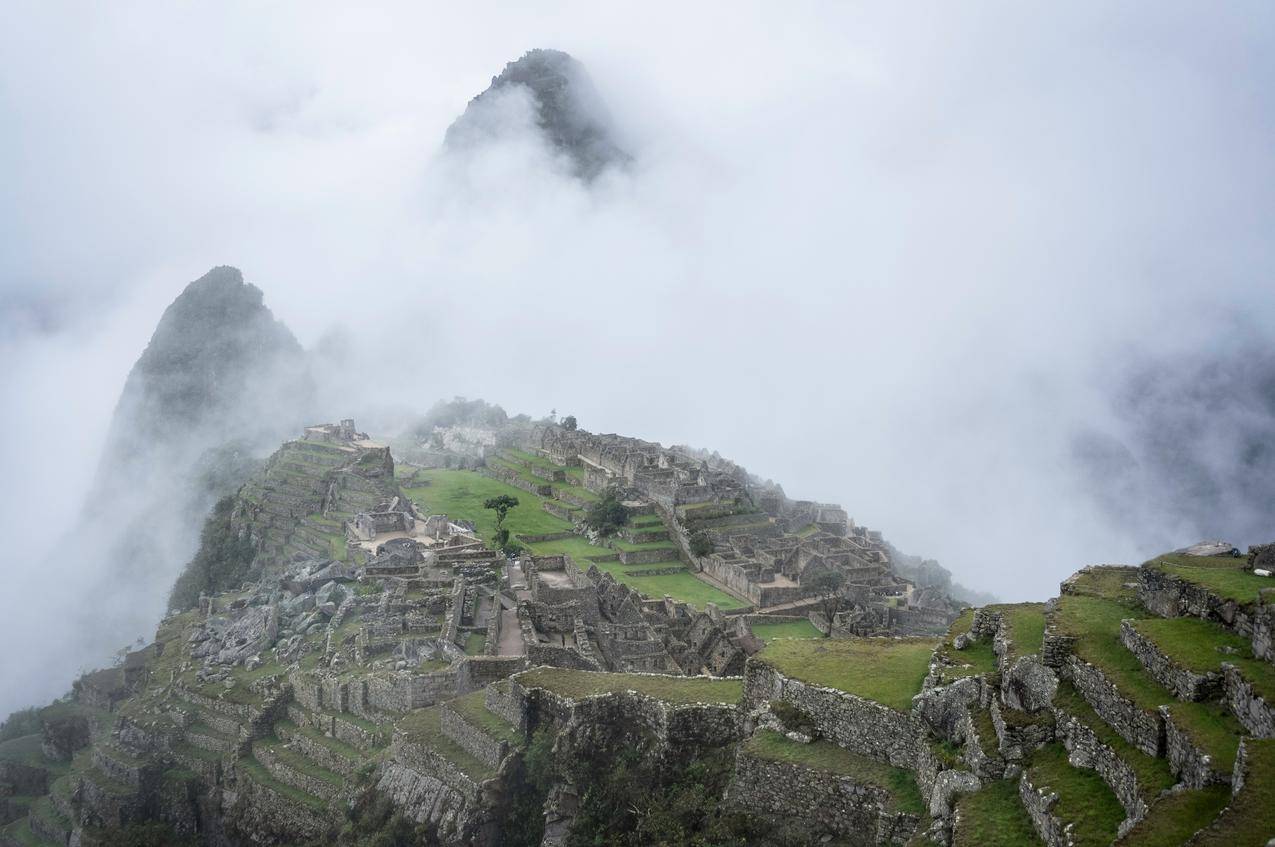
0, 707, 41, 742
689, 531, 714, 557
582, 488, 630, 537
299, 788, 434, 847
415, 397, 508, 442
169, 495, 256, 610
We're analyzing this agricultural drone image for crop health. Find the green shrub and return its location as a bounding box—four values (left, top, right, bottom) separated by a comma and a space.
168, 495, 256, 611
689, 532, 714, 557
583, 488, 630, 538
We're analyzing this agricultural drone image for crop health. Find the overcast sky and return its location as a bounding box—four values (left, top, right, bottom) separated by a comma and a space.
2, 0, 1273, 652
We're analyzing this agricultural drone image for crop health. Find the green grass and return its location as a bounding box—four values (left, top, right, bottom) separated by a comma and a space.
0, 733, 46, 767
936, 608, 998, 683
953, 778, 1042, 847
1148, 554, 1273, 606
996, 603, 1047, 661
239, 755, 330, 810
525, 536, 613, 560
756, 637, 939, 712
588, 560, 749, 610
610, 537, 677, 553
1066, 566, 1141, 603
257, 738, 344, 786
464, 632, 487, 655
1116, 784, 1230, 846
750, 619, 822, 641
1188, 738, 1275, 846
446, 691, 522, 746
744, 730, 924, 814
2, 818, 48, 847
1130, 617, 1275, 702
1054, 594, 1242, 771
276, 720, 363, 762
395, 707, 497, 781
528, 538, 750, 611
1053, 682, 1175, 801
1027, 744, 1125, 847
402, 469, 573, 540
515, 667, 743, 705
503, 448, 562, 473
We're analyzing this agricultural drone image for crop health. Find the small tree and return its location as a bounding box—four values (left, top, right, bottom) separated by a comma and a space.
484, 494, 520, 553
562, 415, 578, 431
583, 488, 630, 537
689, 531, 714, 558
807, 569, 847, 637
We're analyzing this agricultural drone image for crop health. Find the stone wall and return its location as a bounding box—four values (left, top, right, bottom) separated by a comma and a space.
1053, 703, 1146, 824
1162, 706, 1227, 788
230, 762, 332, 843
1063, 656, 1163, 757
1222, 664, 1275, 738
441, 703, 508, 769
1119, 621, 1222, 701
1138, 567, 1261, 642
1018, 770, 1069, 847
726, 749, 920, 846
744, 661, 923, 769
363, 670, 458, 714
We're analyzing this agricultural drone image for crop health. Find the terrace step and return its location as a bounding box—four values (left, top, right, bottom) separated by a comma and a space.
238, 754, 331, 816
1186, 737, 1275, 846
90, 742, 151, 789
1, 818, 58, 847
952, 777, 1042, 847
252, 740, 344, 802
438, 693, 521, 770
26, 798, 70, 847
1020, 743, 1125, 847
1114, 784, 1230, 846
275, 720, 365, 778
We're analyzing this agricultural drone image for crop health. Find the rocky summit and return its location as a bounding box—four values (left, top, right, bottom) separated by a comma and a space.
2, 405, 1274, 846
445, 49, 628, 180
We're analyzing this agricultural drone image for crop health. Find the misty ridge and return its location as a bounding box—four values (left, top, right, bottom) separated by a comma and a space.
0, 3, 1272, 749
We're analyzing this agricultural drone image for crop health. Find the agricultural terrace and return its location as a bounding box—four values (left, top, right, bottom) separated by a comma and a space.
756, 637, 939, 712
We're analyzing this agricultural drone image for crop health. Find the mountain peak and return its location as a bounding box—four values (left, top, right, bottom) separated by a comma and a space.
446, 48, 628, 180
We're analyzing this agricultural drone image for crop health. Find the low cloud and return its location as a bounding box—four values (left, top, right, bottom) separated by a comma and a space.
2, 2, 1273, 714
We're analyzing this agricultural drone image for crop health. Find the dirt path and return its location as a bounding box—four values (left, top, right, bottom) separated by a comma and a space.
497, 608, 524, 656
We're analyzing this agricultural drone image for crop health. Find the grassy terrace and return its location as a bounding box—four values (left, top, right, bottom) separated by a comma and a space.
239, 755, 330, 810
1027, 744, 1125, 847
1053, 682, 1174, 801
397, 707, 497, 781
447, 691, 522, 746
935, 608, 999, 684
1053, 594, 1243, 770
1190, 738, 1275, 846
400, 468, 572, 539
1067, 566, 1142, 603
1147, 553, 1273, 606
750, 619, 822, 641
502, 448, 562, 474
744, 730, 924, 814
515, 667, 743, 705
995, 603, 1047, 661
257, 738, 343, 787
1129, 617, 1275, 702
464, 632, 487, 655
1116, 784, 1230, 846
952, 778, 1042, 847
755, 637, 939, 712
402, 468, 746, 610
